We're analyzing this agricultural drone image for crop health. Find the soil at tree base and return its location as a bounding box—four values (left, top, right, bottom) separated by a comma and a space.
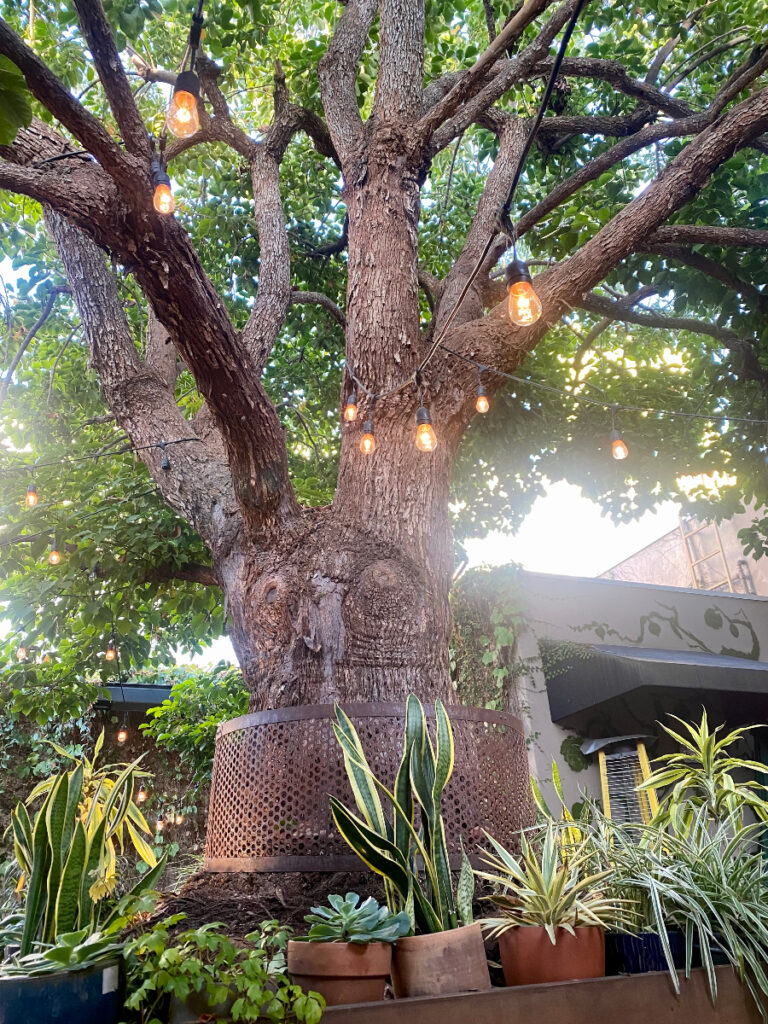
158, 871, 386, 941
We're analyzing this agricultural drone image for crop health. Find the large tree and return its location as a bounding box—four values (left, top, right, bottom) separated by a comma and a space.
1, 0, 768, 718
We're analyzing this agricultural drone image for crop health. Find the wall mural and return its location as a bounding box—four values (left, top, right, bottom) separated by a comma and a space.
576, 601, 761, 662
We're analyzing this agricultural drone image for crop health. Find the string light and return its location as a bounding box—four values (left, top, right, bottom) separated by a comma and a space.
159, 443, 171, 471
151, 157, 175, 215
175, 812, 184, 825
610, 408, 629, 460
137, 785, 148, 804
360, 419, 376, 455
105, 641, 117, 662
48, 535, 61, 565
475, 377, 490, 415
117, 715, 129, 745
42, 653, 51, 664
26, 481, 38, 507
506, 258, 542, 327
415, 405, 438, 452
343, 390, 358, 422
156, 816, 165, 832
168, 70, 201, 138
16, 645, 27, 662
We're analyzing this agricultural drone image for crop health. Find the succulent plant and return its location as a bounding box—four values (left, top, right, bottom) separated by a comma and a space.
304, 893, 411, 943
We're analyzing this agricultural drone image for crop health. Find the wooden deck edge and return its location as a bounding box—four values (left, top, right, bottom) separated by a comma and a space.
323, 967, 761, 1024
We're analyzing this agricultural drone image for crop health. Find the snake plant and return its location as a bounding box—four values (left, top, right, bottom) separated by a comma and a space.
330, 694, 474, 935
8, 752, 166, 957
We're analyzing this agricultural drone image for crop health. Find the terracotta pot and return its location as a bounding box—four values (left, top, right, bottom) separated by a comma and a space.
499, 926, 605, 986
391, 923, 491, 998
287, 940, 392, 1006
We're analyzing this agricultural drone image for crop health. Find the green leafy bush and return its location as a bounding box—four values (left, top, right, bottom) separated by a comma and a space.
118, 903, 325, 1024
303, 893, 410, 943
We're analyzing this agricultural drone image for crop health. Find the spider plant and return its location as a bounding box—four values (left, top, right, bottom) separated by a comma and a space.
477, 821, 627, 944
637, 711, 768, 831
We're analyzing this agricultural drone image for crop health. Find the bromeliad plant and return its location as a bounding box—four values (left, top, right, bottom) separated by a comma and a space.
477, 821, 625, 943
303, 893, 411, 944
5, 751, 165, 958
330, 695, 474, 935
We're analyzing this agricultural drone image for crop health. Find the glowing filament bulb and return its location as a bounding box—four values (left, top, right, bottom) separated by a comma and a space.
167, 72, 200, 138
476, 385, 490, 414
153, 183, 175, 215
105, 643, 117, 662
48, 538, 61, 565
343, 391, 358, 422
26, 482, 38, 507
17, 645, 27, 661
506, 259, 542, 327
137, 785, 147, 804
415, 406, 438, 452
156, 817, 165, 832
360, 420, 376, 455
175, 813, 184, 825
611, 429, 629, 460
117, 719, 129, 745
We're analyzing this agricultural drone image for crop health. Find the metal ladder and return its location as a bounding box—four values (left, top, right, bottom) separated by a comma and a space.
679, 516, 734, 592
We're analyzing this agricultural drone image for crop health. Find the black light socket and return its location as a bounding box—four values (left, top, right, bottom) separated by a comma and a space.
505, 258, 533, 287
173, 69, 201, 101
415, 406, 432, 426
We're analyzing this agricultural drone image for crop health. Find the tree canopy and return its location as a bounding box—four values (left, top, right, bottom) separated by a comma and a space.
1, 0, 767, 713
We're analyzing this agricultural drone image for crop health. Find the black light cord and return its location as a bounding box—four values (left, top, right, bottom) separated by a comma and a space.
3, 436, 204, 475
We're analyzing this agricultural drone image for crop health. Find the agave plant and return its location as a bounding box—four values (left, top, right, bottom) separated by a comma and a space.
330, 694, 474, 934
304, 893, 411, 943
637, 711, 768, 831
25, 730, 157, 885
8, 754, 166, 957
477, 821, 626, 943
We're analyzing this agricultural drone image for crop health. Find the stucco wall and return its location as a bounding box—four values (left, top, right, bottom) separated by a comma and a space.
514, 570, 768, 814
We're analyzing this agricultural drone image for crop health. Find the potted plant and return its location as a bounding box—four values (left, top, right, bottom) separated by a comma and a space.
477, 821, 623, 986
287, 892, 409, 1005
0, 742, 165, 1024
330, 695, 491, 998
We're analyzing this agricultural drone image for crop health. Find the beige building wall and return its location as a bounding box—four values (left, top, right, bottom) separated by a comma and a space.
599, 507, 768, 596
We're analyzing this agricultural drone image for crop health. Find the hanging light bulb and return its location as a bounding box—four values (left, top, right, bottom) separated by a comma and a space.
105, 642, 117, 662
159, 443, 171, 471
137, 785, 148, 804
475, 383, 490, 415
175, 812, 184, 825
415, 406, 438, 452
156, 816, 165, 833
42, 653, 51, 664
48, 535, 61, 565
360, 419, 376, 455
167, 70, 200, 138
506, 258, 542, 327
116, 716, 129, 745
343, 390, 358, 422
611, 428, 629, 460
151, 157, 175, 215
16, 645, 27, 662
25, 481, 38, 507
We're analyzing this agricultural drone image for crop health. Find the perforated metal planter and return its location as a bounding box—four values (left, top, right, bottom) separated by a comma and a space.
204, 702, 534, 872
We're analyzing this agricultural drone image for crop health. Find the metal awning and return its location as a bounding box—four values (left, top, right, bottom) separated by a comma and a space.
95, 683, 173, 711
546, 644, 768, 732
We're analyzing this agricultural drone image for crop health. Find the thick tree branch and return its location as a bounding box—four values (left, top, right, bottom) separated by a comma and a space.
146, 563, 221, 586
374, 0, 425, 123
646, 225, 768, 248
71, 0, 151, 160
290, 290, 347, 328
46, 212, 242, 552
0, 18, 142, 188
318, 0, 379, 163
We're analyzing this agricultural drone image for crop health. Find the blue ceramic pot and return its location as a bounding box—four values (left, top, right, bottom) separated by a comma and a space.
0, 959, 123, 1024
605, 932, 685, 975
